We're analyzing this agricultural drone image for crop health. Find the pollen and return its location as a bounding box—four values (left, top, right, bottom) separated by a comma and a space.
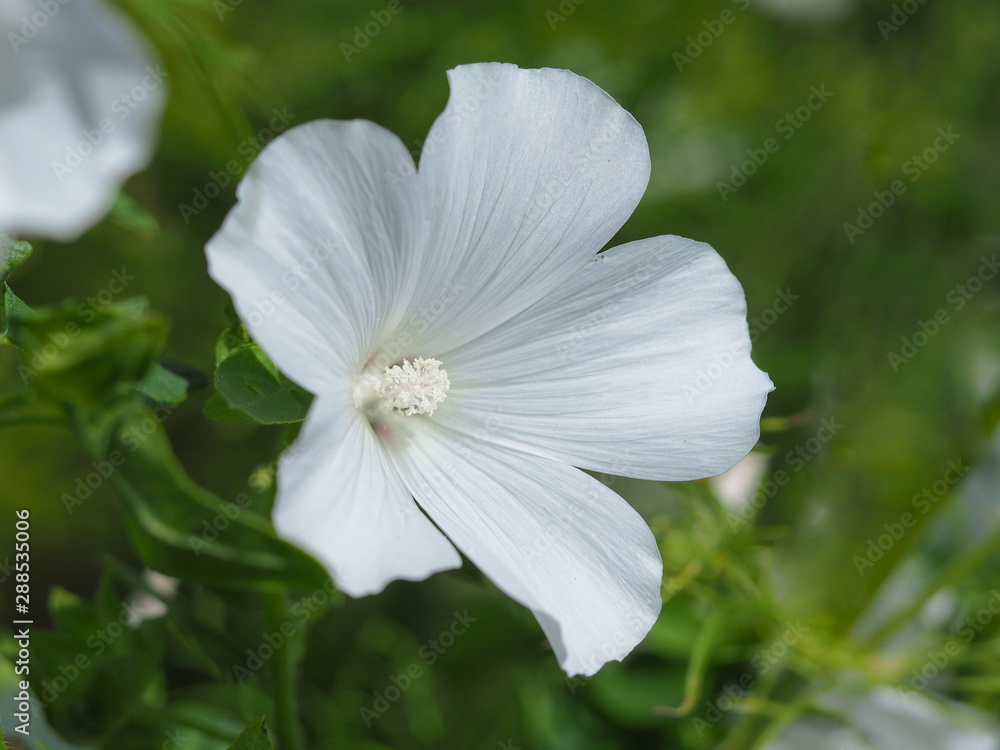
376, 357, 450, 416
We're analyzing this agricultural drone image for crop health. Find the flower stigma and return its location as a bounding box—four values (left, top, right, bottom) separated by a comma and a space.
370, 357, 450, 417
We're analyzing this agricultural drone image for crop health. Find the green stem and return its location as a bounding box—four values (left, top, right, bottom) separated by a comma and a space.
266, 590, 304, 750
861, 524, 1000, 649
951, 676, 1000, 693
655, 608, 725, 717
717, 640, 794, 750
0, 414, 63, 429
745, 688, 824, 750
0, 390, 68, 429
133, 705, 236, 741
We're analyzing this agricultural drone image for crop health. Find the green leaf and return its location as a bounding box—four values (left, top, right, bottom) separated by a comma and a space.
1, 281, 33, 344
104, 559, 240, 681
215, 318, 250, 366
0, 234, 32, 282
31, 572, 165, 744
8, 298, 167, 407
0, 232, 33, 344
203, 392, 246, 421
47, 586, 98, 639
103, 400, 330, 592
213, 346, 312, 424
134, 361, 191, 405
227, 718, 273, 749
108, 192, 160, 238
209, 321, 313, 423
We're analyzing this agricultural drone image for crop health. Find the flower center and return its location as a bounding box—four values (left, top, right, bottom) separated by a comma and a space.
374, 357, 450, 417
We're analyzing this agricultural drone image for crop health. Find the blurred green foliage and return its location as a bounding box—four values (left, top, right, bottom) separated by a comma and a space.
2, 0, 999, 748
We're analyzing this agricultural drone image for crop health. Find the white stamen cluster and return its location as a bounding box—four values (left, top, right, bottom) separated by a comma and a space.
376, 357, 450, 416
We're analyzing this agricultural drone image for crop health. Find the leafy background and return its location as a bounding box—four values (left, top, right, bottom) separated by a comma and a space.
2, 0, 999, 748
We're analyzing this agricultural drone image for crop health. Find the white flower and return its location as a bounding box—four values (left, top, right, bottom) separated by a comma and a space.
764, 685, 1000, 750
206, 63, 772, 676
0, 0, 165, 240
710, 451, 771, 513
755, 0, 855, 23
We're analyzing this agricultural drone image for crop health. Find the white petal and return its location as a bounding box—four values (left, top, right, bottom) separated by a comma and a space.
393, 62, 651, 354
274, 392, 460, 597
756, 0, 856, 23
842, 688, 999, 750
710, 452, 771, 512
390, 422, 663, 676
765, 686, 1000, 750
0, 0, 164, 240
206, 120, 424, 392
436, 235, 773, 480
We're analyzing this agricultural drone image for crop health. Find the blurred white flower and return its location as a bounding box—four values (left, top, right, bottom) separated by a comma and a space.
125, 569, 178, 627
765, 685, 1000, 750
755, 0, 855, 23
0, 0, 165, 240
207, 63, 772, 676
710, 450, 770, 513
